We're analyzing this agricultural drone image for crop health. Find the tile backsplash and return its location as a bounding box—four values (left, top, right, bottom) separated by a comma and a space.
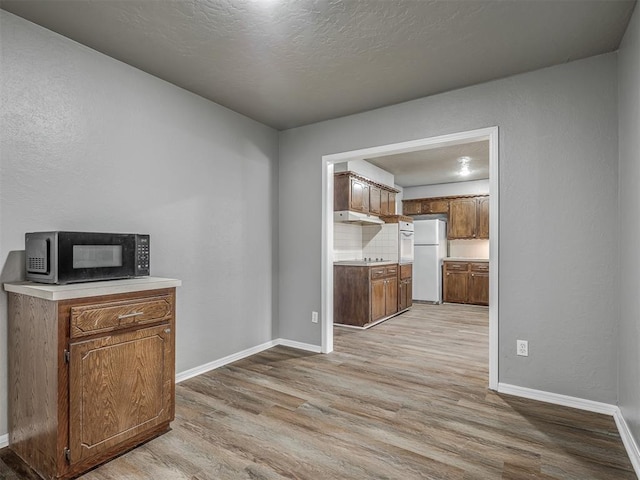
448, 239, 490, 259
362, 224, 398, 262
333, 222, 398, 262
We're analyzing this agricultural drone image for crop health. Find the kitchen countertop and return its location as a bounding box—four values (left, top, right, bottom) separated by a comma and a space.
444, 257, 489, 262
3, 276, 182, 301
334, 260, 397, 267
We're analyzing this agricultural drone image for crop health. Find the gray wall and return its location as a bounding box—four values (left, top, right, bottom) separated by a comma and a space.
279, 53, 619, 404
0, 11, 279, 436
618, 5, 640, 446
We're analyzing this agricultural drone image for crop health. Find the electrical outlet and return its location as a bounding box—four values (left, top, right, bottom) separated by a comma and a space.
517, 340, 529, 357
311, 311, 318, 323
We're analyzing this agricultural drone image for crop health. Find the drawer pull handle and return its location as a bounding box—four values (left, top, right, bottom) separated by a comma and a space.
118, 311, 144, 320
164, 328, 171, 334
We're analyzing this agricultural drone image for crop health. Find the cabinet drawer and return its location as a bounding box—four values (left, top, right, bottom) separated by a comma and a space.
370, 268, 388, 279
385, 266, 398, 276
70, 295, 173, 338
400, 264, 412, 279
470, 262, 489, 273
444, 262, 469, 272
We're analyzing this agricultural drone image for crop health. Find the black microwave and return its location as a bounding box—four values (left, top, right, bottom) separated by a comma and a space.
25, 231, 150, 284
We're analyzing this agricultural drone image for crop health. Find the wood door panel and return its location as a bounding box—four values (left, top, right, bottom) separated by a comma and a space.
477, 196, 490, 239
469, 272, 489, 306
385, 277, 398, 316
369, 185, 381, 215
70, 295, 173, 338
448, 198, 477, 239
371, 279, 386, 321
69, 324, 173, 465
443, 271, 468, 304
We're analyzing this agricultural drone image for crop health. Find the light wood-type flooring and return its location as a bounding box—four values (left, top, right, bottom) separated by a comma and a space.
1, 303, 635, 479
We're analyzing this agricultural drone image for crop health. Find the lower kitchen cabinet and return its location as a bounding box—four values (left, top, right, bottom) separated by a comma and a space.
398, 264, 413, 311
334, 264, 400, 327
4, 278, 180, 480
443, 261, 489, 306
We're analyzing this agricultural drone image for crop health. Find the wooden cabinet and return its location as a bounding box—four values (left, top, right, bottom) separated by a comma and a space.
448, 196, 489, 239
443, 262, 469, 304
448, 198, 477, 239
403, 200, 422, 215
369, 185, 381, 215
403, 195, 489, 239
334, 172, 399, 217
380, 190, 396, 215
398, 264, 413, 311
477, 196, 490, 239
5, 279, 179, 480
422, 198, 449, 214
468, 262, 489, 306
443, 261, 488, 305
334, 264, 400, 327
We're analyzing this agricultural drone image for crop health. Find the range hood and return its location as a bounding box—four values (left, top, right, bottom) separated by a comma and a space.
334, 210, 384, 225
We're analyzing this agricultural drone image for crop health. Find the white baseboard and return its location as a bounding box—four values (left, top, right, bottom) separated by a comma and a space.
0, 433, 8, 448
175, 338, 321, 383
497, 383, 618, 415
276, 338, 322, 353
498, 383, 639, 478
614, 408, 640, 476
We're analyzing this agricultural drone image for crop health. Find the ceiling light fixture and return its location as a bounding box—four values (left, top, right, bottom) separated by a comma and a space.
458, 156, 471, 177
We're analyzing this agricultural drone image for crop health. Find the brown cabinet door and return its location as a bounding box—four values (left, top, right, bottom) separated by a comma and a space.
380, 190, 390, 215
443, 271, 468, 303
477, 196, 490, 239
387, 192, 396, 215
403, 200, 421, 215
350, 178, 370, 213
448, 198, 477, 239
385, 277, 398, 316
422, 199, 449, 214
370, 278, 386, 321
469, 272, 489, 305
68, 324, 174, 465
369, 185, 381, 215
398, 278, 412, 310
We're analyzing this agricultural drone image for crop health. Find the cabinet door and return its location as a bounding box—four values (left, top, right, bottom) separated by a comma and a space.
448, 198, 477, 239
385, 277, 398, 316
370, 278, 386, 321
68, 324, 174, 465
350, 178, 370, 213
398, 278, 412, 310
477, 196, 490, 239
424, 199, 449, 214
443, 271, 468, 303
403, 200, 421, 215
469, 272, 489, 305
387, 192, 396, 215
369, 185, 381, 215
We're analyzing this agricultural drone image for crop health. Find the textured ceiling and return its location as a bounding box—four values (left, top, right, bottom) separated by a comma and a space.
366, 140, 489, 187
1, 0, 636, 130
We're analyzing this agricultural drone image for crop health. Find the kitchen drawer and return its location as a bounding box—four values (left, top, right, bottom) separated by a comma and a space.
470, 262, 489, 273
385, 266, 398, 276
370, 267, 388, 279
400, 264, 412, 279
70, 295, 173, 338
444, 262, 469, 272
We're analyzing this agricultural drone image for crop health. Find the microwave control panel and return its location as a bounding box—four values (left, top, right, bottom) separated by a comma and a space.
135, 234, 150, 276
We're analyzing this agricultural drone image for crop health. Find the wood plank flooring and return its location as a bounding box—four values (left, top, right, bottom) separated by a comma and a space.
1, 303, 635, 479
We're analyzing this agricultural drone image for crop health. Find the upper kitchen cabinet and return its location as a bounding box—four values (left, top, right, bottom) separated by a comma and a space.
334, 172, 399, 216
335, 173, 369, 213
422, 198, 449, 214
476, 196, 490, 239
380, 189, 397, 215
448, 195, 489, 239
448, 197, 477, 239
403, 199, 422, 215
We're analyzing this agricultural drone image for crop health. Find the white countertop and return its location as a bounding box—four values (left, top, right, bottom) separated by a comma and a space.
334, 260, 397, 267
4, 277, 181, 301
444, 257, 489, 262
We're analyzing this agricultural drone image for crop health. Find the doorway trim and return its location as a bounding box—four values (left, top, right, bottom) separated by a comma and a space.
321, 126, 499, 390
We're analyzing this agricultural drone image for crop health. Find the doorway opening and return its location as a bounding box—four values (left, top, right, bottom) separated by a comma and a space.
321, 127, 499, 390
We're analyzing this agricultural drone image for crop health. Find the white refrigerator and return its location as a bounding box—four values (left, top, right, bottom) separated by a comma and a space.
413, 219, 447, 303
